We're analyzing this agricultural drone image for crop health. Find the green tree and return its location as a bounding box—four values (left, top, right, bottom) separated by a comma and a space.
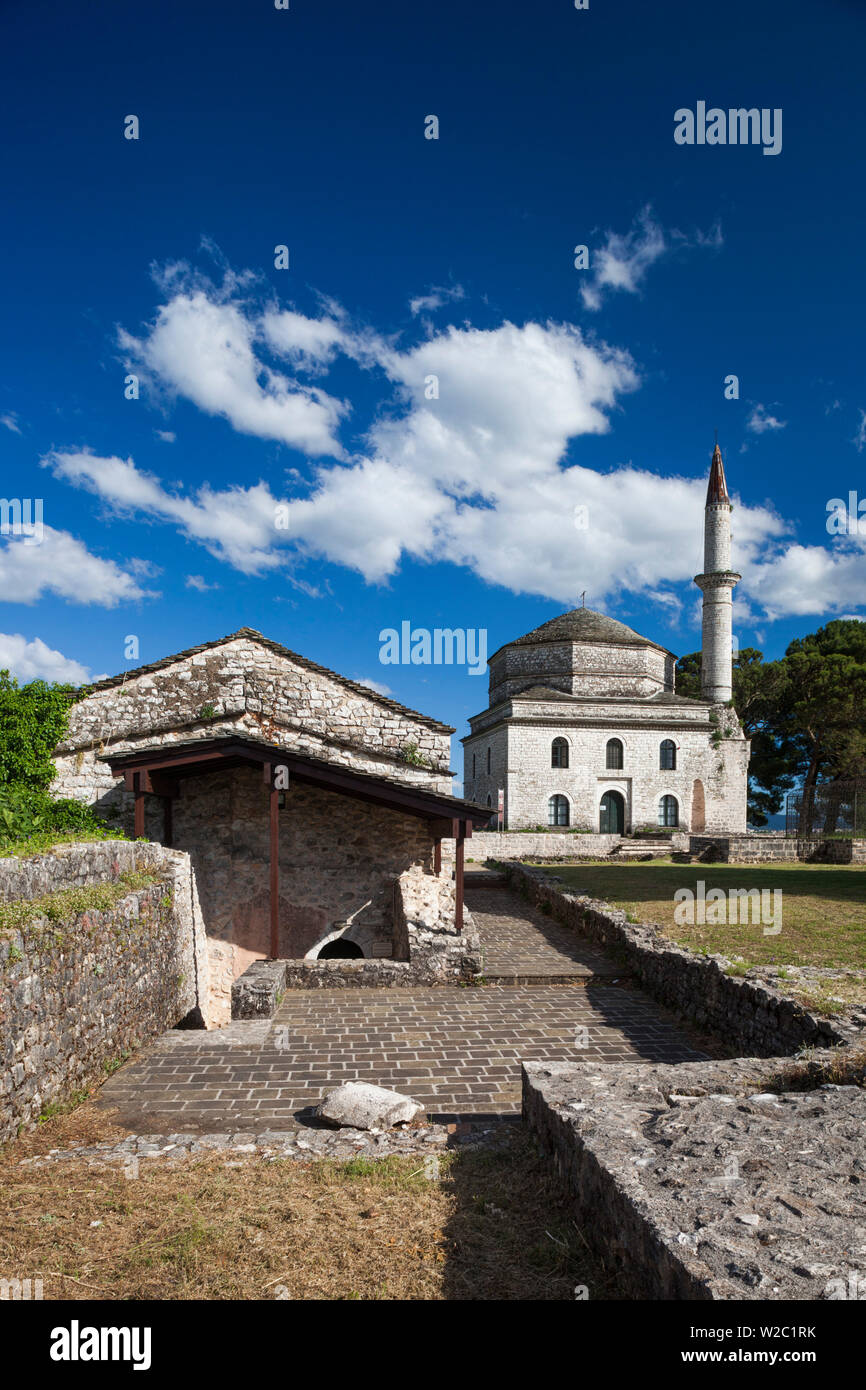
0, 672, 79, 790
675, 648, 798, 825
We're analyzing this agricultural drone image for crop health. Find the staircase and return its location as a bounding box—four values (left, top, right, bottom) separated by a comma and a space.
611, 836, 677, 861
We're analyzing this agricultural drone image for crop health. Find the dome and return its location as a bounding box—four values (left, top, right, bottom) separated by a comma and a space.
502, 607, 672, 656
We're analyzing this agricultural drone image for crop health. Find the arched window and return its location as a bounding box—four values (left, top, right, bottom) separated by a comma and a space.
548, 794, 569, 827
658, 795, 679, 828
551, 737, 569, 769
660, 739, 676, 771
486, 795, 492, 808
605, 738, 623, 770
487, 747, 491, 774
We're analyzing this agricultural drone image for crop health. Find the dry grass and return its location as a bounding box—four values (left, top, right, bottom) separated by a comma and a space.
0, 1113, 611, 1301
542, 861, 866, 1007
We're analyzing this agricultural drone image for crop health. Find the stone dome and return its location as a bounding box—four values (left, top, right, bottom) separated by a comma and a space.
487, 607, 675, 703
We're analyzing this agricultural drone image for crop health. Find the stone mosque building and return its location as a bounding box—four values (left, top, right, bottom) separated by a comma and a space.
462, 445, 750, 835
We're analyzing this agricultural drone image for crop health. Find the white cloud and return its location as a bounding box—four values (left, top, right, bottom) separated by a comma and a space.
579, 206, 722, 312
119, 288, 349, 457
43, 258, 864, 628
44, 450, 290, 576
1, 413, 22, 434
0, 526, 154, 606
746, 403, 787, 434
356, 676, 393, 696
853, 410, 866, 453
0, 633, 90, 683
409, 284, 465, 317
155, 429, 176, 443
185, 574, 219, 591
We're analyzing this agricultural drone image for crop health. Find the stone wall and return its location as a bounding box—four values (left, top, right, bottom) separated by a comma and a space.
164, 767, 450, 1015
690, 834, 800, 863
692, 835, 866, 864
0, 841, 210, 1143
503, 863, 858, 1055
470, 831, 635, 859
523, 1054, 866, 1301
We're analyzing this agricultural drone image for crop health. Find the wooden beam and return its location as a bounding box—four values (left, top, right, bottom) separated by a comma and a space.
269, 777, 280, 959
133, 772, 145, 839
455, 822, 465, 933
433, 839, 441, 874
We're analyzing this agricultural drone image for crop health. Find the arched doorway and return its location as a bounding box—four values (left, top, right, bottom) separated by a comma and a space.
599, 790, 625, 834
317, 938, 364, 960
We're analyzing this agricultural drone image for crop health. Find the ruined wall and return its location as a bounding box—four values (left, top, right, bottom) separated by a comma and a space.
0, 841, 210, 1143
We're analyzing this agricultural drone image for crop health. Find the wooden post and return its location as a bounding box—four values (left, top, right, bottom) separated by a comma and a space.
433, 838, 442, 874
269, 771, 280, 959
163, 796, 173, 847
133, 772, 145, 839
454, 819, 465, 933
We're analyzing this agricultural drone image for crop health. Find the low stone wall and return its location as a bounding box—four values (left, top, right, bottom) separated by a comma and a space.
690, 834, 866, 864
523, 1055, 866, 1300
503, 863, 858, 1056
690, 834, 799, 863
473, 831, 628, 860
0, 841, 211, 1142
805, 838, 866, 865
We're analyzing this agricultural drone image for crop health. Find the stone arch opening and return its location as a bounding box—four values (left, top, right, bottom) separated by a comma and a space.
317, 939, 364, 960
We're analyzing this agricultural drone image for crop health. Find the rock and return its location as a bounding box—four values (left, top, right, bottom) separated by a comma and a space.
315, 1082, 424, 1130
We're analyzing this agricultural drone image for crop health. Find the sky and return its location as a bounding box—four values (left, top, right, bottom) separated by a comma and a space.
1, 0, 865, 771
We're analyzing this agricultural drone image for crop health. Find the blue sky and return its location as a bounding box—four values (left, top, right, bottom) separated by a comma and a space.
1, 0, 864, 761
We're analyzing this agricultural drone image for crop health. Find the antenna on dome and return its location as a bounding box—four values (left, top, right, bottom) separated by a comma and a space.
580, 591, 586, 608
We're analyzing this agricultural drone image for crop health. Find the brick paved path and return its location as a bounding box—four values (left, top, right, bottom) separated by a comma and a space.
96, 881, 709, 1132
469, 879, 615, 981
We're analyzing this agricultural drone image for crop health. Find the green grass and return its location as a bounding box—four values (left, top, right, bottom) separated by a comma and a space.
0, 871, 160, 941
0, 828, 127, 860
537, 860, 866, 976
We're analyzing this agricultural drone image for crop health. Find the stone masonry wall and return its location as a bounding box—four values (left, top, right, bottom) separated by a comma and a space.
465, 708, 748, 835
166, 767, 447, 1016
691, 835, 866, 864
0, 841, 210, 1142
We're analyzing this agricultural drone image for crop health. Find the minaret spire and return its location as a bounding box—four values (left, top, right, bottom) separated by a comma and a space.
694, 441, 740, 702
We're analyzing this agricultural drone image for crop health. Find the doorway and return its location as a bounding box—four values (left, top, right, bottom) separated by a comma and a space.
599, 790, 625, 834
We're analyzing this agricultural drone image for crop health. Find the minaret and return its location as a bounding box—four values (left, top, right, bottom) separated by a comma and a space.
694, 443, 740, 702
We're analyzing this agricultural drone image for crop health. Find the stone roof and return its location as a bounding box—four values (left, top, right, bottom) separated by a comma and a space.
490, 607, 673, 659
85, 628, 454, 734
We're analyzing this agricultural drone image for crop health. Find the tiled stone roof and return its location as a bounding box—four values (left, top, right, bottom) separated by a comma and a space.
85, 628, 454, 734
493, 607, 672, 657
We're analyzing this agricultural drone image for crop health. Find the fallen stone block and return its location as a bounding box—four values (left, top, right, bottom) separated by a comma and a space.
315, 1082, 424, 1130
